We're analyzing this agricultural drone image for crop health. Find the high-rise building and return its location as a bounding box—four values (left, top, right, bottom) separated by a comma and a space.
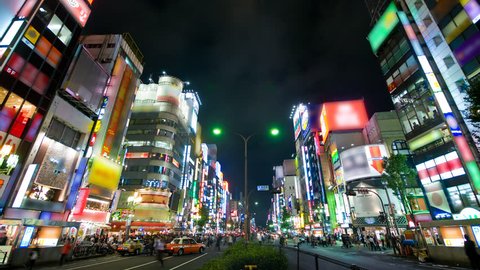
115, 75, 200, 233
366, 0, 480, 222
66, 33, 144, 237
291, 103, 329, 236
0, 0, 97, 265
366, 1, 480, 263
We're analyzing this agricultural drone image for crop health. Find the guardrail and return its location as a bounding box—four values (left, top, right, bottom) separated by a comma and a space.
282, 244, 369, 270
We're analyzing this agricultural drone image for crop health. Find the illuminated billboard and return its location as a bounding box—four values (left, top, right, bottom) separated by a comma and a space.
416, 151, 465, 185
319, 100, 368, 142
87, 157, 122, 191
368, 1, 399, 53
59, 0, 91, 27
292, 104, 307, 140
340, 144, 388, 182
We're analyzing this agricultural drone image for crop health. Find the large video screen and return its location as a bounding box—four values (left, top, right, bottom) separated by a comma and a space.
340, 144, 388, 182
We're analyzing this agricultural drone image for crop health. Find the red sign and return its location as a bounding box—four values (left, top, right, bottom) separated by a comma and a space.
319, 100, 368, 142
126, 152, 149, 159
59, 0, 91, 27
73, 188, 90, 215
71, 209, 109, 223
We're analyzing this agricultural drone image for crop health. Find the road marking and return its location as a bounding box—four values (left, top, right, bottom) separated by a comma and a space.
169, 253, 208, 270
122, 256, 173, 270
63, 257, 130, 270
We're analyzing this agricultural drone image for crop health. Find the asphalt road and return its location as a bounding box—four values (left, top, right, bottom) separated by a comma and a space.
33, 247, 224, 270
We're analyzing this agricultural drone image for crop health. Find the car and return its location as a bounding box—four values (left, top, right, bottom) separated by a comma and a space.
165, 237, 205, 256
117, 239, 144, 256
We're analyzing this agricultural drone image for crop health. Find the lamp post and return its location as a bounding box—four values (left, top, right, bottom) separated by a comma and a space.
125, 192, 142, 238
212, 127, 279, 242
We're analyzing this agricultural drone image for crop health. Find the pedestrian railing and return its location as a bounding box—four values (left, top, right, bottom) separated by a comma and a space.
283, 244, 369, 270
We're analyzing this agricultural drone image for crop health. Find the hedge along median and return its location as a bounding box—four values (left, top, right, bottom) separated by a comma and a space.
200, 242, 288, 270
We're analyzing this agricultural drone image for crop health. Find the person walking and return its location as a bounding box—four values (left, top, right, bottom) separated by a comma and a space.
215, 235, 222, 251
59, 239, 72, 266
26, 246, 39, 270
464, 234, 480, 270
154, 237, 165, 267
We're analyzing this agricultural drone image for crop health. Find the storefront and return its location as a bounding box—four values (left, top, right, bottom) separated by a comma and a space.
0, 219, 22, 265
8, 219, 79, 266
419, 218, 480, 266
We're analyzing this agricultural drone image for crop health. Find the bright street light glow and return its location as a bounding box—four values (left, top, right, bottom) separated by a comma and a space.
270, 128, 279, 136
255, 202, 259, 205
213, 128, 222, 135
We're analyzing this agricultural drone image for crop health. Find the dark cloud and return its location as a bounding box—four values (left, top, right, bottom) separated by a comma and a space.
86, 0, 393, 226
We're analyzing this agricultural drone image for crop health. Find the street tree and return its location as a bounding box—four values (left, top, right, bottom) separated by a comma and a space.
465, 77, 480, 142
280, 207, 292, 232
382, 154, 418, 218
196, 206, 209, 231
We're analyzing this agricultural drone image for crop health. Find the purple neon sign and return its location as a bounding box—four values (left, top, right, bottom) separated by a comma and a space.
454, 32, 480, 66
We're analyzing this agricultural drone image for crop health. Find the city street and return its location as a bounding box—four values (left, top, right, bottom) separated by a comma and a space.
32, 249, 223, 270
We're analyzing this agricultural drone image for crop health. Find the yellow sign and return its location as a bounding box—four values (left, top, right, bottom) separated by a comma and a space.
24, 26, 40, 45
93, 121, 102, 133
88, 157, 122, 191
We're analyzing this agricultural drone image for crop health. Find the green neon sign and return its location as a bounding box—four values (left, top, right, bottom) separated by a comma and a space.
408, 129, 443, 151
466, 161, 480, 194
368, 1, 399, 53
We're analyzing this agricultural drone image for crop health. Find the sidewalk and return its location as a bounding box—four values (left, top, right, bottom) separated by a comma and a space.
285, 240, 470, 270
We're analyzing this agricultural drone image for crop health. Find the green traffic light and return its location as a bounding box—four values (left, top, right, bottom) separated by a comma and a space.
270, 128, 279, 136
213, 128, 222, 135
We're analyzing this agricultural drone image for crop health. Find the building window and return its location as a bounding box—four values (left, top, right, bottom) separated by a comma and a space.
433, 35, 443, 47
447, 184, 480, 213
46, 118, 82, 148
46, 15, 72, 46
443, 56, 455, 69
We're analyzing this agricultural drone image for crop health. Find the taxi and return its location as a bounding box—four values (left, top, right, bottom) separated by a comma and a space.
117, 239, 144, 256
165, 237, 205, 256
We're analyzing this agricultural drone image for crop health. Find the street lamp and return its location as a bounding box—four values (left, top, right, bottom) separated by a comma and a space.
212, 127, 279, 242
125, 192, 142, 238
255, 202, 259, 206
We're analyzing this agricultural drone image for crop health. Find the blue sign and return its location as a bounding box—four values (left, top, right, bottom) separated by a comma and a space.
444, 112, 462, 136
20, 226, 34, 248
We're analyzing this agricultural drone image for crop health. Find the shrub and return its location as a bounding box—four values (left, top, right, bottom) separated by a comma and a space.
200, 242, 288, 270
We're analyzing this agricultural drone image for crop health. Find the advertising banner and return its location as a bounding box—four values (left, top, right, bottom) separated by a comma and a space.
87, 156, 122, 191
368, 1, 399, 53
340, 144, 388, 182
454, 31, 480, 66
59, 0, 91, 27
320, 100, 369, 142
73, 188, 89, 215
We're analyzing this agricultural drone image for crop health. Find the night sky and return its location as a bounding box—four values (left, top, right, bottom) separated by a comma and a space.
86, 0, 394, 226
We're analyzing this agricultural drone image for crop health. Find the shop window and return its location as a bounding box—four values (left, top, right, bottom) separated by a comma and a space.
0, 93, 23, 132
440, 226, 465, 247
